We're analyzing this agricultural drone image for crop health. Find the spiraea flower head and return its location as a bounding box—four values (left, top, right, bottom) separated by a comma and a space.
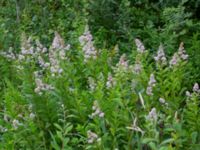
0, 47, 16, 60
147, 108, 157, 122
146, 86, 153, 96
20, 35, 35, 56
38, 56, 50, 69
89, 100, 104, 119
88, 77, 97, 92
170, 42, 189, 67
29, 113, 36, 119
154, 44, 167, 65
87, 130, 99, 144
35, 39, 47, 53
146, 73, 156, 96
159, 98, 165, 104
116, 54, 129, 72
135, 38, 145, 53
148, 74, 156, 86
193, 83, 200, 93
106, 73, 116, 89
185, 91, 191, 97
178, 42, 188, 60
52, 31, 65, 49
34, 77, 54, 95
0, 125, 7, 133
79, 25, 93, 46
169, 53, 179, 67
79, 25, 97, 62
133, 61, 142, 74
12, 119, 21, 130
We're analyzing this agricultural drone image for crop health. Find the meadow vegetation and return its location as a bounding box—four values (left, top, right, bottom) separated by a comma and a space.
0, 0, 200, 149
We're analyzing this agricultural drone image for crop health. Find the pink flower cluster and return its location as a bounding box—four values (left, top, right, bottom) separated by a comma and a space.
154, 44, 167, 65
89, 100, 104, 118
87, 130, 100, 144
135, 38, 145, 53
146, 74, 156, 96
106, 73, 116, 89
79, 26, 97, 62
186, 83, 200, 97
34, 71, 54, 95
147, 108, 157, 122
170, 42, 188, 67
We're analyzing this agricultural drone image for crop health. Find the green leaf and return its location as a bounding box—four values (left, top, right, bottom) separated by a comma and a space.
142, 138, 157, 144
54, 123, 63, 131
64, 124, 73, 135
160, 138, 174, 146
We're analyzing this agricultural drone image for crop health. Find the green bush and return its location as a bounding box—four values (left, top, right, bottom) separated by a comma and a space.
0, 0, 200, 149
0, 29, 199, 149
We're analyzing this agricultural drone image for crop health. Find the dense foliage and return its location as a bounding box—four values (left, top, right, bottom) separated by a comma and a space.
0, 0, 200, 149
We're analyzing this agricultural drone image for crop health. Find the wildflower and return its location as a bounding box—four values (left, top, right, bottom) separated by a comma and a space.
34, 78, 54, 95
154, 44, 167, 65
59, 44, 70, 60
88, 77, 96, 91
21, 46, 34, 55
147, 108, 157, 122
169, 53, 179, 67
148, 74, 156, 86
20, 35, 35, 57
48, 32, 70, 75
0, 125, 8, 133
146, 74, 156, 96
133, 62, 142, 74
18, 54, 25, 60
116, 54, 129, 71
59, 49, 66, 60
90, 100, 104, 118
79, 26, 97, 62
79, 27, 93, 46
170, 42, 189, 67
38, 56, 50, 68
87, 130, 98, 144
146, 86, 153, 95
99, 112, 105, 118
159, 97, 168, 106
35, 39, 47, 53
159, 98, 165, 104
49, 48, 63, 76
126, 118, 145, 135
106, 73, 116, 89
178, 42, 188, 60
12, 119, 21, 130
185, 91, 191, 97
1, 47, 16, 60
29, 113, 36, 119
193, 83, 200, 93
135, 38, 145, 53
52, 31, 65, 49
